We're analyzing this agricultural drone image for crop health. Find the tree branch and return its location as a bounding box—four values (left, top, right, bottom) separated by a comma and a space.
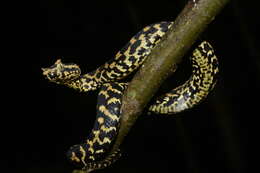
111, 0, 230, 153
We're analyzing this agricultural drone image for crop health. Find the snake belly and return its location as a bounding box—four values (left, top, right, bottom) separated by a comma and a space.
42, 21, 219, 171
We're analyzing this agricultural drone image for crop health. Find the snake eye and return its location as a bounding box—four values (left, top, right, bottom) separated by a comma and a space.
49, 72, 54, 77
48, 72, 57, 80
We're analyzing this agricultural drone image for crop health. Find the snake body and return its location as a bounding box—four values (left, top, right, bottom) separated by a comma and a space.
42, 21, 219, 171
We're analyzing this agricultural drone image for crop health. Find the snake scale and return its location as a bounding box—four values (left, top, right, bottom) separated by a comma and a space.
42, 21, 219, 172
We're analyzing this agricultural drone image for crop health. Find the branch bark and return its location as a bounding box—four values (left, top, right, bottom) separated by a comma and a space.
111, 0, 230, 154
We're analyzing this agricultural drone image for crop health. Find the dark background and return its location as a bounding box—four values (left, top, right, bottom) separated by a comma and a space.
9, 0, 259, 173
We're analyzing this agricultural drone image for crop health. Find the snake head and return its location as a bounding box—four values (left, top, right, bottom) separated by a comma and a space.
42, 59, 81, 84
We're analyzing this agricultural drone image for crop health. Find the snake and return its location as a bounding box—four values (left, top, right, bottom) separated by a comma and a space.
42, 21, 219, 172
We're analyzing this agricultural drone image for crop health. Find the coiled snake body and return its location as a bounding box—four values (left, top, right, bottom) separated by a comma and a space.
42, 21, 219, 172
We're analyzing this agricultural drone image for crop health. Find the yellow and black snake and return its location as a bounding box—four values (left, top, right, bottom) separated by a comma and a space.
42, 21, 219, 172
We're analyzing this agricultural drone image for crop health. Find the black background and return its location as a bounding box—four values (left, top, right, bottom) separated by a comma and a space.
9, 0, 259, 173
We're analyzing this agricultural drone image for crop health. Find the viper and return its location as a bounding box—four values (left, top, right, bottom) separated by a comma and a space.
42, 21, 219, 172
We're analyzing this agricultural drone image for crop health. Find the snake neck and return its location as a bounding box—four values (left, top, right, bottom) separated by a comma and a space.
62, 76, 98, 92
64, 68, 114, 92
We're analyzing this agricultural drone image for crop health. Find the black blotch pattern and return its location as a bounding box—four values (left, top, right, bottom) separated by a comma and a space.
129, 40, 142, 55
153, 34, 162, 43
144, 26, 158, 35
159, 21, 172, 32
137, 47, 147, 56
128, 55, 137, 64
